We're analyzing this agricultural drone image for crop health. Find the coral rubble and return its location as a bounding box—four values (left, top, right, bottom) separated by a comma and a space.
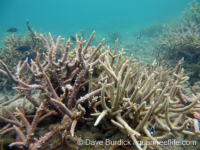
0, 31, 199, 150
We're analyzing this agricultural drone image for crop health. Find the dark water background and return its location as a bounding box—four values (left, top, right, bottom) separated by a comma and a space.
0, 0, 192, 41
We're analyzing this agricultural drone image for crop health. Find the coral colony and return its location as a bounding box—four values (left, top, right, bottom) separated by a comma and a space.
0, 1, 200, 149
0, 29, 199, 150
157, 0, 200, 81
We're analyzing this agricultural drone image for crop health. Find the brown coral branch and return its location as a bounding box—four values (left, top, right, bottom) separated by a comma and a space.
44, 94, 65, 117
51, 98, 74, 119
0, 116, 22, 127
0, 60, 18, 84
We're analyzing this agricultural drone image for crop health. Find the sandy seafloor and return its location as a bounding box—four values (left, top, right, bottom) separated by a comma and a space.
0, 30, 200, 150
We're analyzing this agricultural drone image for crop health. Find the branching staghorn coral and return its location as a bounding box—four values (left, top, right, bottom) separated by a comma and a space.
0, 31, 111, 149
0, 31, 200, 150
91, 50, 200, 149
158, 22, 200, 62
0, 24, 48, 95
1, 30, 46, 71
156, 0, 200, 80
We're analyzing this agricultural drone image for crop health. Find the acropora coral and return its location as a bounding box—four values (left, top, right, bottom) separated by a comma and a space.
0, 21, 49, 95
0, 31, 199, 150
156, 0, 200, 82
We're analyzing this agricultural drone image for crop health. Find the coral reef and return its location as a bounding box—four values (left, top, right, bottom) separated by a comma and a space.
136, 23, 163, 37
156, 0, 200, 83
107, 31, 122, 44
0, 21, 49, 96
1, 22, 46, 69
93, 55, 200, 149
0, 31, 200, 150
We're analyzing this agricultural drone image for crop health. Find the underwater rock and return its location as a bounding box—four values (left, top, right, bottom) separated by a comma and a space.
6, 27, 18, 32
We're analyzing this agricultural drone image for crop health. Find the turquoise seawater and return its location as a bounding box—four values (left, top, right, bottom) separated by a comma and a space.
0, 0, 192, 41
